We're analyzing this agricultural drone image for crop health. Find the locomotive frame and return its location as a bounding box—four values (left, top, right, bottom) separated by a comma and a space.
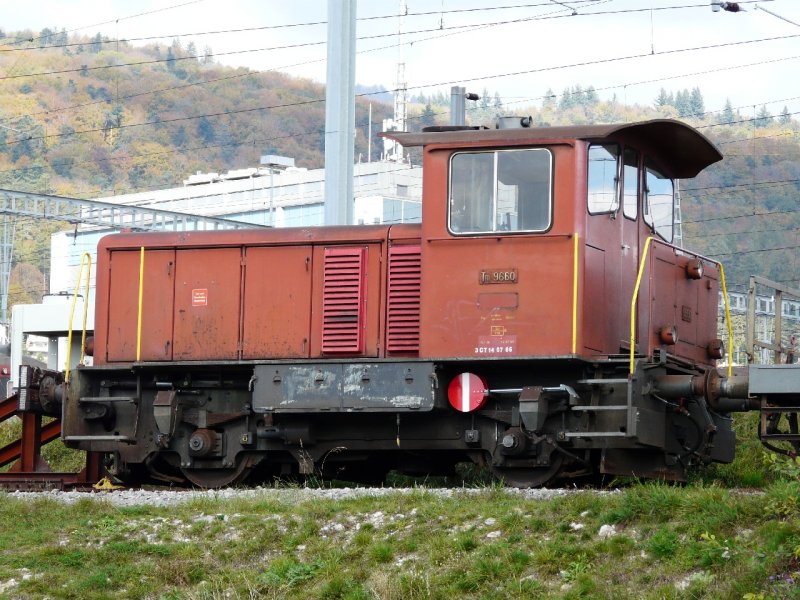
48, 119, 794, 488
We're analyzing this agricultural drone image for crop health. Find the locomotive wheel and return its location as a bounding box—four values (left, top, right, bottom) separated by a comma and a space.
181, 458, 252, 488
491, 453, 565, 488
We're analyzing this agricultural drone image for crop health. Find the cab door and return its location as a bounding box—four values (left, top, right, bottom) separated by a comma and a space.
620, 147, 642, 354
584, 143, 620, 353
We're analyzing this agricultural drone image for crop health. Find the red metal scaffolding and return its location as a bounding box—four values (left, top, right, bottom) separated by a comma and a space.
0, 393, 103, 489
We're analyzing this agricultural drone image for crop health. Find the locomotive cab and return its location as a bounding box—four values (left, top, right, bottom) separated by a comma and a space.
386, 119, 723, 365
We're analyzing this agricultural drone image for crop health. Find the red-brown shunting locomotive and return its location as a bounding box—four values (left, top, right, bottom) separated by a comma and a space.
55, 119, 788, 487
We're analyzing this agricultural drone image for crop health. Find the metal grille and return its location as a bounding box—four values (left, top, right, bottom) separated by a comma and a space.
386, 244, 421, 354
322, 247, 367, 354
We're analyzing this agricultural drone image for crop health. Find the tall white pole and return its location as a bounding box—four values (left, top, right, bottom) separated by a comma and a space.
324, 0, 356, 226
367, 103, 372, 163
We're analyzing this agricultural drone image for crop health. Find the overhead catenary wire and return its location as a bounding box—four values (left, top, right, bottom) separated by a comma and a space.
0, 1, 615, 52
0, 0, 790, 134
0, 3, 788, 86
5, 0, 768, 52
0, 5, 793, 203
3, 32, 800, 152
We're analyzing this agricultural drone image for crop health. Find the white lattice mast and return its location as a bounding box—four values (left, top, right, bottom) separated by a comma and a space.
395, 0, 408, 131
384, 0, 408, 162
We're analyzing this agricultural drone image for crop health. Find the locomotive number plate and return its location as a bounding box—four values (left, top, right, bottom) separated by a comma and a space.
479, 268, 518, 285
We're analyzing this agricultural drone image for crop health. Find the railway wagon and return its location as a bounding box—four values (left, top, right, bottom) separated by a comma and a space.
59, 119, 760, 488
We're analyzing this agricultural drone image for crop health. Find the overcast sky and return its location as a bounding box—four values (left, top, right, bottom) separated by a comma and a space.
3, 0, 799, 121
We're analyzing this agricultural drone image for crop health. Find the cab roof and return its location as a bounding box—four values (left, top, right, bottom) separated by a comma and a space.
381, 119, 722, 179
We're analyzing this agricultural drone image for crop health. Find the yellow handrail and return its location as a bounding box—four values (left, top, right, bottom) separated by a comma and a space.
572, 232, 579, 354
65, 252, 92, 383
719, 263, 733, 377
629, 237, 734, 377
629, 237, 654, 374
137, 246, 145, 362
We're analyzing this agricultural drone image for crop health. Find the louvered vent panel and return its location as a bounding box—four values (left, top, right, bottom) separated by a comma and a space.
322, 247, 367, 354
386, 244, 421, 354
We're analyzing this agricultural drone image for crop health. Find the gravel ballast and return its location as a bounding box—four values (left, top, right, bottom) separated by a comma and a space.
3, 486, 621, 507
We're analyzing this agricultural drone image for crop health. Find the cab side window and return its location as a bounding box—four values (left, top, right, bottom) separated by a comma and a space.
644, 160, 674, 242
587, 144, 619, 214
622, 148, 639, 219
449, 148, 552, 234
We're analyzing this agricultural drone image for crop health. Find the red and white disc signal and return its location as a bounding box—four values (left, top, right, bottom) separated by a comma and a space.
448, 372, 488, 412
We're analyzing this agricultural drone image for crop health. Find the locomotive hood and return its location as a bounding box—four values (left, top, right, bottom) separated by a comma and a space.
382, 119, 722, 179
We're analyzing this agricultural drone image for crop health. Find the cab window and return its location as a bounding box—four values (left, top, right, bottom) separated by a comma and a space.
622, 148, 639, 219
644, 160, 674, 241
587, 144, 619, 214
449, 148, 552, 234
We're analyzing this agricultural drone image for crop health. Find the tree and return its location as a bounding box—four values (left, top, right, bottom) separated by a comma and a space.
171, 125, 188, 147
584, 86, 598, 106
102, 106, 124, 145
558, 87, 574, 110
674, 90, 690, 118
202, 45, 214, 64
38, 28, 54, 48
197, 116, 216, 143
493, 91, 503, 115
166, 47, 176, 71
717, 98, 735, 125
8, 263, 45, 306
654, 87, 672, 109
779, 106, 792, 126
9, 116, 44, 163
479, 88, 490, 110
572, 85, 585, 106
755, 105, 772, 128
542, 88, 557, 111
186, 41, 197, 60
90, 32, 102, 53
689, 87, 705, 119
419, 103, 436, 129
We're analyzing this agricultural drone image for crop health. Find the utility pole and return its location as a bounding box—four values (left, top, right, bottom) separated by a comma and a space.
324, 0, 356, 226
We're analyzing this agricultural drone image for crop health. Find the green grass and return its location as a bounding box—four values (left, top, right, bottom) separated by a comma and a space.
1, 411, 799, 598
0, 483, 796, 599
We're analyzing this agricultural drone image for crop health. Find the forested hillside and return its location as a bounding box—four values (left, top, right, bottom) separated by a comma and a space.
2, 26, 799, 306
0, 28, 392, 199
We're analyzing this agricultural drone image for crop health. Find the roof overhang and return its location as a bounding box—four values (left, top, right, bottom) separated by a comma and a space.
381, 119, 722, 179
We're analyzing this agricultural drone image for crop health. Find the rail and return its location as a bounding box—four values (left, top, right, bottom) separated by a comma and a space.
629, 237, 733, 376
65, 252, 92, 383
